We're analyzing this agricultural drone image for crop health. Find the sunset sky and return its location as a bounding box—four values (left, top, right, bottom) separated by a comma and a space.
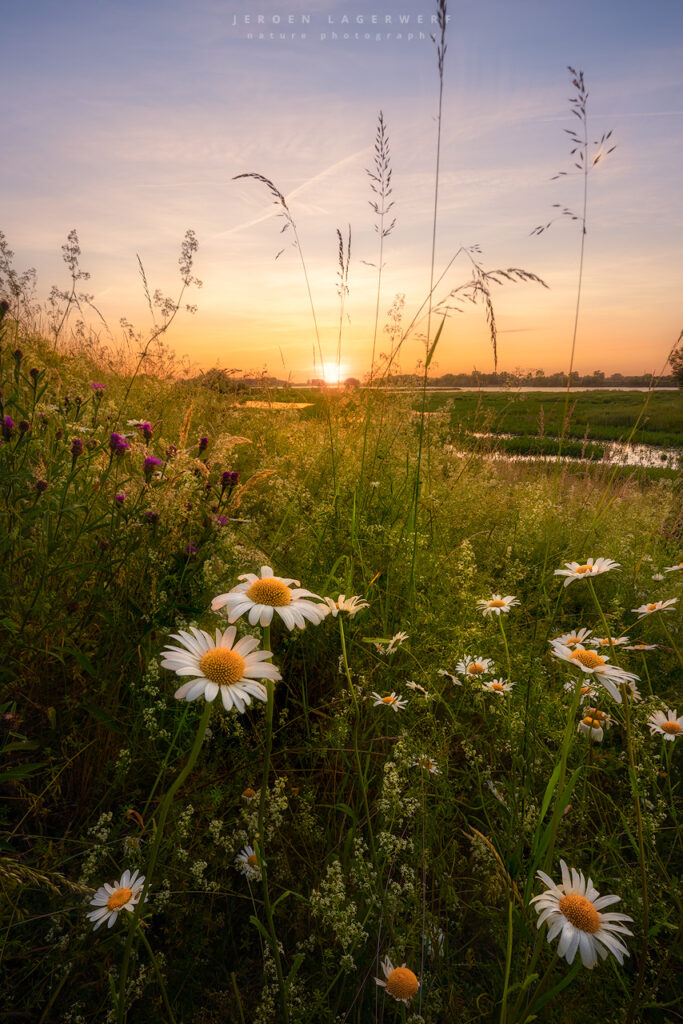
3, 0, 682, 380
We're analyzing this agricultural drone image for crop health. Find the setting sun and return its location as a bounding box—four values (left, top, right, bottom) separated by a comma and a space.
321, 362, 349, 385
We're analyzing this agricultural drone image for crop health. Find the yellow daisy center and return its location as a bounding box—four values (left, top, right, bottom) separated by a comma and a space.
242, 788, 256, 799
661, 721, 681, 735
574, 564, 593, 574
489, 599, 507, 608
382, 695, 397, 704
467, 662, 485, 674
646, 603, 659, 612
247, 853, 259, 869
491, 682, 505, 691
107, 887, 132, 911
582, 717, 601, 729
246, 578, 292, 607
199, 648, 246, 686
558, 893, 600, 934
417, 757, 432, 769
569, 649, 605, 669
585, 708, 607, 721
565, 637, 582, 647
386, 966, 419, 1000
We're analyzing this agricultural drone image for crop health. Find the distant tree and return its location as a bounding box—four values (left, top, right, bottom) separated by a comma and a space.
669, 346, 683, 387
344, 377, 361, 388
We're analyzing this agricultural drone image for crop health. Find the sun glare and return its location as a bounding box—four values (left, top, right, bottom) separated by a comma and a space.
321, 362, 348, 385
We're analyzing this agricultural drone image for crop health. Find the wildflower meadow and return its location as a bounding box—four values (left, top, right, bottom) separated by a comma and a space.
1, 5, 681, 1022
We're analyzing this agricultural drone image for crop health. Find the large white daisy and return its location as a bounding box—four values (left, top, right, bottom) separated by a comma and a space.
321, 594, 369, 617
551, 644, 640, 703
554, 557, 620, 587
550, 628, 593, 648
160, 626, 281, 713
86, 869, 146, 931
531, 860, 633, 969
211, 565, 326, 629
647, 709, 682, 740
482, 679, 515, 695
664, 561, 683, 573
371, 691, 408, 712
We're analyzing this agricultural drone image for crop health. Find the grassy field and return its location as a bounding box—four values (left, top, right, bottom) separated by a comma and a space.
1, 329, 681, 1024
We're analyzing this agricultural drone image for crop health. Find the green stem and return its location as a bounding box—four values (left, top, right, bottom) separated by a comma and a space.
623, 684, 649, 1024
544, 676, 583, 872
338, 615, 377, 864
117, 700, 212, 1024
498, 614, 513, 682
138, 927, 178, 1024
660, 616, 683, 668
500, 898, 514, 1024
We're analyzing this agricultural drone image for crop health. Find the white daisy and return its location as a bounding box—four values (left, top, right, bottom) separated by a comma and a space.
577, 716, 605, 742
486, 778, 510, 809
476, 594, 520, 616
371, 691, 408, 712
624, 643, 658, 651
160, 625, 281, 713
412, 754, 441, 774
651, 573, 665, 582
551, 628, 593, 648
551, 644, 640, 703
86, 869, 146, 931
321, 594, 369, 617
563, 681, 597, 703
530, 860, 633, 969
632, 598, 678, 616
647, 709, 683, 740
406, 680, 431, 698
374, 955, 420, 1004
456, 655, 495, 678
587, 636, 630, 649
482, 679, 515, 695
664, 561, 683, 572
211, 565, 326, 629
554, 557, 620, 587
437, 669, 461, 686
235, 845, 261, 880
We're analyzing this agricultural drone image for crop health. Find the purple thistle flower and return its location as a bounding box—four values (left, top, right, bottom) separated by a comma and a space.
145, 510, 159, 525
220, 470, 239, 492
214, 515, 229, 528
142, 455, 164, 478
109, 432, 130, 456
136, 421, 153, 442
114, 492, 126, 505
198, 435, 209, 453
90, 382, 105, 395
35, 479, 48, 494
184, 541, 198, 556
18, 419, 30, 436
70, 437, 84, 460
2, 416, 15, 441
13, 349, 23, 364
165, 444, 178, 460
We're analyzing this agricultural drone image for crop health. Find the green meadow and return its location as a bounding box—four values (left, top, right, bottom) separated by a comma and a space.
1, 323, 681, 1023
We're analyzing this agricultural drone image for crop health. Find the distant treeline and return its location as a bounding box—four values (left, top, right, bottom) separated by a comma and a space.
356, 370, 678, 388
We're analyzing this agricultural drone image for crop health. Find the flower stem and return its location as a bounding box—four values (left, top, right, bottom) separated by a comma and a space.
338, 615, 377, 864
622, 683, 649, 1024
138, 926, 178, 1024
117, 700, 212, 1024
499, 898, 514, 1024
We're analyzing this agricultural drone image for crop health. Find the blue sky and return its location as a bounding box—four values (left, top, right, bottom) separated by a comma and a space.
2, 0, 682, 378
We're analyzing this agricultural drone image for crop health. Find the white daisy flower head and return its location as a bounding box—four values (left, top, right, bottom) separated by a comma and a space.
486, 778, 510, 809
371, 691, 408, 712
87, 869, 146, 931
587, 636, 630, 649
647, 709, 682, 740
554, 557, 620, 587
321, 594, 369, 618
577, 716, 605, 742
551, 628, 593, 649
530, 860, 633, 969
161, 625, 281, 713
651, 573, 665, 582
482, 679, 515, 695
664, 561, 683, 573
412, 754, 441, 774
632, 598, 678, 616
625, 643, 658, 651
476, 594, 520, 616
406, 680, 431, 698
374, 955, 420, 1004
437, 669, 461, 686
551, 644, 640, 704
235, 845, 261, 880
456, 655, 495, 679
241, 787, 259, 802
563, 681, 598, 704
211, 565, 326, 630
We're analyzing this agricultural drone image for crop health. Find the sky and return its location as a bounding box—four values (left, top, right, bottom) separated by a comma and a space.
2, 0, 682, 381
